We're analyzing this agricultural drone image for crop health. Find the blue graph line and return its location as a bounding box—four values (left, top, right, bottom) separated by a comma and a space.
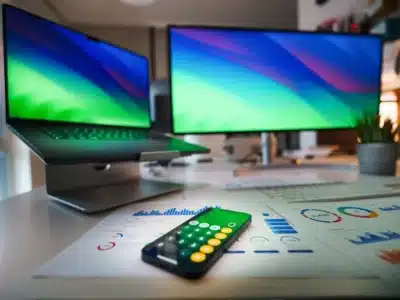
288, 249, 314, 253
224, 250, 245, 254
254, 250, 280, 254
270, 226, 294, 231
272, 229, 298, 234
379, 205, 400, 212
133, 205, 220, 216
266, 219, 289, 225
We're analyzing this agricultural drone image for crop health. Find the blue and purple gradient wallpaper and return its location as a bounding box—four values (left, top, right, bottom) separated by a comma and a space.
4, 5, 151, 128
169, 27, 382, 133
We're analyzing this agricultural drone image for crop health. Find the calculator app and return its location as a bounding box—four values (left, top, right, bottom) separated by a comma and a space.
142, 208, 251, 267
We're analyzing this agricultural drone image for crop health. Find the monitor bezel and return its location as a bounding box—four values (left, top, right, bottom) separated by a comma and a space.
2, 3, 152, 129
167, 24, 383, 135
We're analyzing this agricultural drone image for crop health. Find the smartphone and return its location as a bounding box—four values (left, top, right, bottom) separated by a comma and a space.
141, 207, 252, 278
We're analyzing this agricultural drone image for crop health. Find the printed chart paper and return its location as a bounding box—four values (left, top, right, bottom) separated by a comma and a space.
34, 196, 400, 283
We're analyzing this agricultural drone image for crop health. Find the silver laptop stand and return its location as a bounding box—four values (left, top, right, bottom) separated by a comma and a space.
46, 161, 184, 213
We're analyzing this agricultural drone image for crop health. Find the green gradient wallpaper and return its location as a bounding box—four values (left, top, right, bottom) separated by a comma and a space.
169, 27, 382, 134
5, 6, 151, 128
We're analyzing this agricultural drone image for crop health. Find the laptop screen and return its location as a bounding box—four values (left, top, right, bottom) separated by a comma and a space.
3, 5, 151, 128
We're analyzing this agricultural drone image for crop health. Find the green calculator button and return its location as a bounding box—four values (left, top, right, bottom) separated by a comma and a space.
182, 225, 191, 231
194, 228, 202, 233
197, 236, 207, 243
189, 242, 199, 250
186, 233, 195, 240
210, 225, 221, 231
205, 231, 213, 237
178, 239, 187, 246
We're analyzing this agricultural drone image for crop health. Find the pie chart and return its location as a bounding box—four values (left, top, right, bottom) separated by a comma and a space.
280, 236, 300, 245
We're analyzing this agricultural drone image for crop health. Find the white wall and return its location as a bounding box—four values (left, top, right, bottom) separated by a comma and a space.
298, 0, 370, 30
154, 28, 168, 79
297, 0, 370, 149
51, 0, 298, 29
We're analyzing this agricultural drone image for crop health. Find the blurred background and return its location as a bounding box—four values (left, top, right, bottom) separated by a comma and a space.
1, 0, 400, 200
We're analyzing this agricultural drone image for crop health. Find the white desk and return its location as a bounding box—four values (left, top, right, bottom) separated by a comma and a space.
1, 158, 399, 299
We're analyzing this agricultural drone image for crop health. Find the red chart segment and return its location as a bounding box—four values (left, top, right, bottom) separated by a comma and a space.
97, 242, 116, 251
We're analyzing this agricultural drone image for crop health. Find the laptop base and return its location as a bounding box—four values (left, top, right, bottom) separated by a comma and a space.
45, 162, 183, 213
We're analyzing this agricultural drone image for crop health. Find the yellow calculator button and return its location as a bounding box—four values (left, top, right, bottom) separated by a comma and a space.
208, 238, 221, 247
215, 233, 227, 240
221, 227, 232, 234
190, 252, 206, 263
200, 245, 214, 254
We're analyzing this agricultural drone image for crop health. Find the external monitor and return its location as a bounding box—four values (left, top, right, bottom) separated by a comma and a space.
168, 26, 383, 134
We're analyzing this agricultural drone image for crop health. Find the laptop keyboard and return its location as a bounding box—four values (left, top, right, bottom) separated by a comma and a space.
42, 126, 151, 141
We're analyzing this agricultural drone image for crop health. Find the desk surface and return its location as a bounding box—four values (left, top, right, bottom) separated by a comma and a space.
1, 157, 400, 299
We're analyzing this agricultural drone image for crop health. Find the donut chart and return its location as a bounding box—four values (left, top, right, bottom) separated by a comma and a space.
112, 233, 124, 238
301, 209, 342, 223
337, 206, 378, 218
280, 236, 300, 245
97, 242, 116, 251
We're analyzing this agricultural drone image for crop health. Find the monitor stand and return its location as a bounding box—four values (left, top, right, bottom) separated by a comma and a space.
233, 132, 356, 176
45, 161, 184, 213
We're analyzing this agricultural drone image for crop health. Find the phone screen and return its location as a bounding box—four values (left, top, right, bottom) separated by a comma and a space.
142, 208, 251, 277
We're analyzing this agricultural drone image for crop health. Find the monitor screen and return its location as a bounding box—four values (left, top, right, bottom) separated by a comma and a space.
169, 27, 382, 134
3, 5, 151, 128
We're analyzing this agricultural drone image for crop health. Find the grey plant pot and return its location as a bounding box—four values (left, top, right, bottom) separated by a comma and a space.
357, 143, 397, 176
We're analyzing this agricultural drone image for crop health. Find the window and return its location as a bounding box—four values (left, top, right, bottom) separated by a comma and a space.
380, 91, 398, 125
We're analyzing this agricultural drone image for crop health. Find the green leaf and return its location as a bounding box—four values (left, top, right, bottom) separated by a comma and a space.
355, 112, 396, 143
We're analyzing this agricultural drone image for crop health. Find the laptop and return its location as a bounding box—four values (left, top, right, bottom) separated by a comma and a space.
2, 4, 209, 165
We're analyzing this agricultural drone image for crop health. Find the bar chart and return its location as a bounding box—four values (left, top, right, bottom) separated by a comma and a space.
133, 206, 221, 217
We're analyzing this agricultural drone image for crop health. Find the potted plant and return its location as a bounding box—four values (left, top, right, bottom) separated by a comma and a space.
356, 113, 398, 176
